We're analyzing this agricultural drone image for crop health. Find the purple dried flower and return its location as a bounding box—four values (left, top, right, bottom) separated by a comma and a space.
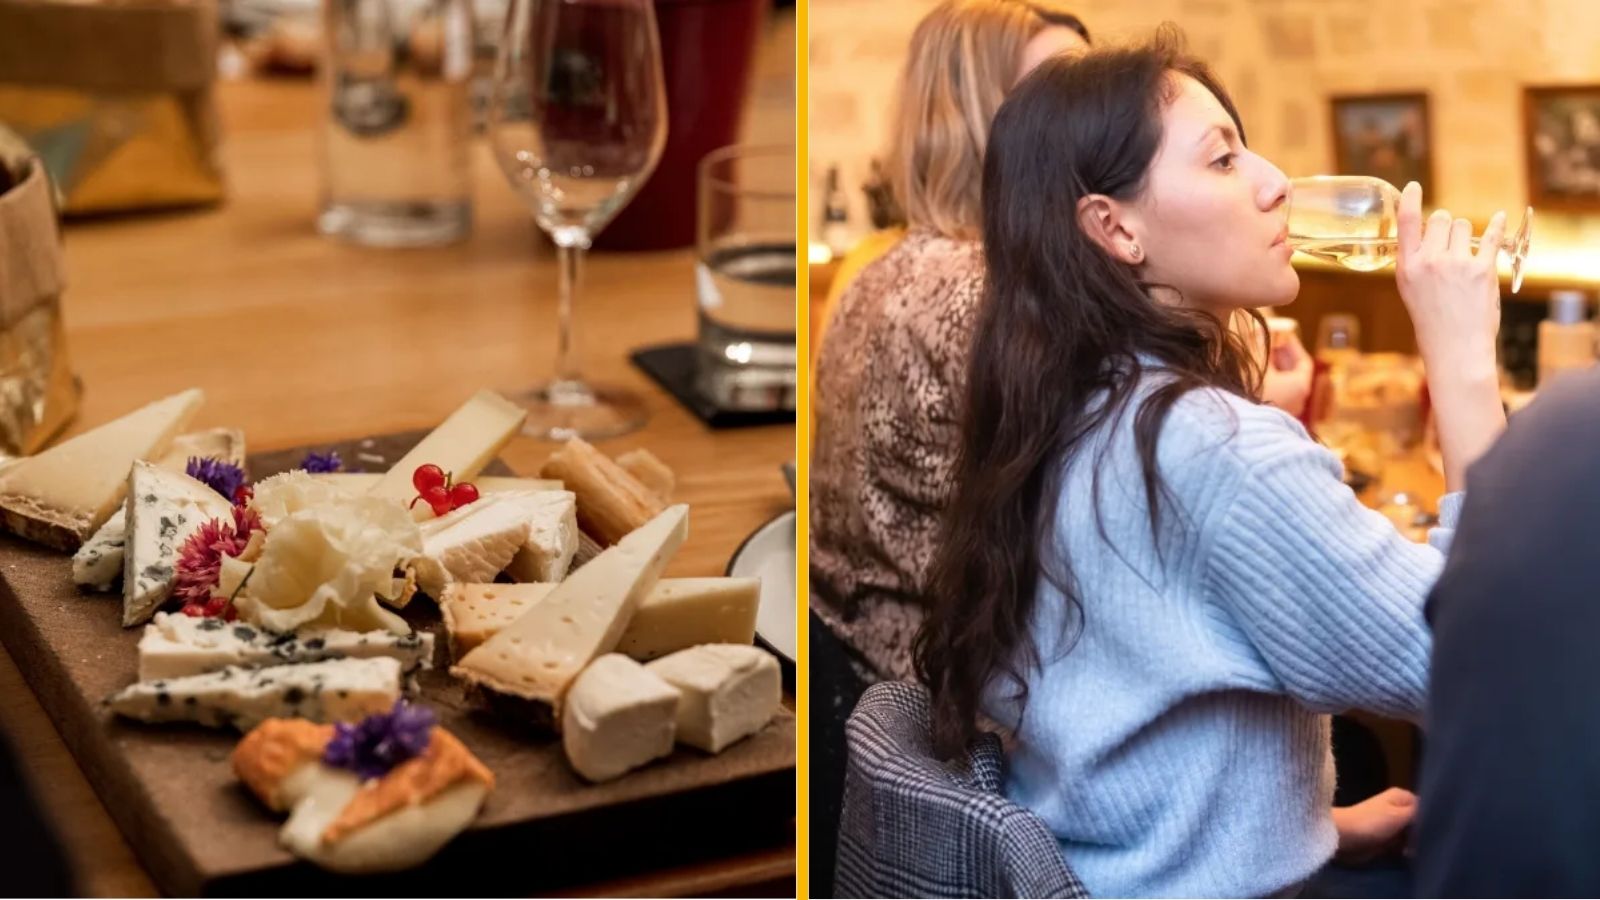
186, 457, 248, 501
298, 450, 343, 473
323, 700, 437, 780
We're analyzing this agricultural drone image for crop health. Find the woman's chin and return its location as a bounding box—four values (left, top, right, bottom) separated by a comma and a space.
1258, 267, 1300, 307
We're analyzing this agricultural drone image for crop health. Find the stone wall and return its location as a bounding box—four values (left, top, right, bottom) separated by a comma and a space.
809, 0, 1600, 233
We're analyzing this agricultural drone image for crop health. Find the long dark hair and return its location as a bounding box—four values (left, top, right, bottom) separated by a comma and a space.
913, 27, 1268, 758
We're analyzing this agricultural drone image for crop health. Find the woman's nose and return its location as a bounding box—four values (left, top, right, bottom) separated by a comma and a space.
1253, 153, 1290, 213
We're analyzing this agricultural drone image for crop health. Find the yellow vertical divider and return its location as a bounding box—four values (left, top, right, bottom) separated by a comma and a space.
794, 0, 812, 896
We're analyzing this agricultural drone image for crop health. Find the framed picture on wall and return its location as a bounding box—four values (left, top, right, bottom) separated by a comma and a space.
1524, 85, 1600, 211
1329, 93, 1434, 195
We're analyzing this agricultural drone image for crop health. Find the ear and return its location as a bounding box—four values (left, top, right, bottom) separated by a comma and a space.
1076, 194, 1145, 266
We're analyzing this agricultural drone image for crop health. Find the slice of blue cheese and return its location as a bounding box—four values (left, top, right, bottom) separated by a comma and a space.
121, 461, 235, 627
72, 507, 127, 590
72, 429, 248, 592
107, 657, 403, 730
137, 612, 435, 681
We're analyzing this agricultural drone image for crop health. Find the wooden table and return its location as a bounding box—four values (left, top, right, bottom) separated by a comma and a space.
0, 23, 797, 896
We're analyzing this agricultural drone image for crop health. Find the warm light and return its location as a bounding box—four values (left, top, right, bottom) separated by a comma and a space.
808, 241, 833, 265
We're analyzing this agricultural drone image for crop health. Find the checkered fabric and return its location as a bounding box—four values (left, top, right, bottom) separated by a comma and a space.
834, 681, 1091, 899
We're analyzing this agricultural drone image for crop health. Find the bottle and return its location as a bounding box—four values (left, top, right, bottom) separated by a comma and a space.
821, 165, 851, 256
1537, 290, 1597, 388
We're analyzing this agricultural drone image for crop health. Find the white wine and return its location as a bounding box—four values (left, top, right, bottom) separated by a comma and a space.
1288, 237, 1397, 272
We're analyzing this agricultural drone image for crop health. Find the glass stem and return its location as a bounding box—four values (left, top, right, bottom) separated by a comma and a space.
553, 232, 590, 389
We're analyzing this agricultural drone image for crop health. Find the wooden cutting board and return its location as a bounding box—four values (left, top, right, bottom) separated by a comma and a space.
0, 432, 796, 896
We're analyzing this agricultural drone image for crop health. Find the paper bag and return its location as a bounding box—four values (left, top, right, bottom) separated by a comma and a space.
0, 0, 224, 216
0, 126, 81, 456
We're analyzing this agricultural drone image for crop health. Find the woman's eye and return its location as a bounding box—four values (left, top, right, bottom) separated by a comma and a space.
1212, 153, 1236, 171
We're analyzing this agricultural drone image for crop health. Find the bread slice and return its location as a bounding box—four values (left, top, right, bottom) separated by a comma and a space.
0, 389, 203, 550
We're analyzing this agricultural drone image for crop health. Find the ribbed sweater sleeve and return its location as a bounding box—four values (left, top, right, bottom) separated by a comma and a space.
1199, 422, 1457, 722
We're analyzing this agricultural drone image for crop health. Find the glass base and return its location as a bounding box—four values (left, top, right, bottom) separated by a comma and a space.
511, 379, 649, 441
318, 199, 471, 248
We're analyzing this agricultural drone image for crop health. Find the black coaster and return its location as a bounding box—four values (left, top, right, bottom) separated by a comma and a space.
630, 342, 796, 429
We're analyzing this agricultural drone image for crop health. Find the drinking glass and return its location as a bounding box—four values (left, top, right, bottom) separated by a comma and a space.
695, 145, 797, 413
1286, 175, 1534, 293
319, 0, 474, 246
488, 0, 668, 439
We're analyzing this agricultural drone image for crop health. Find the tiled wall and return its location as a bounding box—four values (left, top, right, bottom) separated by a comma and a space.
809, 0, 1600, 233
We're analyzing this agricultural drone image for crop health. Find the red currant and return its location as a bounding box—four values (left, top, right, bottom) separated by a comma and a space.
412, 464, 447, 494
203, 597, 229, 617
181, 601, 207, 617
422, 485, 452, 516
449, 482, 479, 508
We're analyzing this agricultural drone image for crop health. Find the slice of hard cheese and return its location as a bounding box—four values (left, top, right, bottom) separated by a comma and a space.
646, 644, 780, 753
107, 657, 402, 730
122, 461, 235, 626
441, 577, 759, 661
0, 388, 203, 549
74, 428, 248, 591
561, 654, 680, 782
366, 391, 527, 516
452, 504, 688, 728
158, 426, 246, 470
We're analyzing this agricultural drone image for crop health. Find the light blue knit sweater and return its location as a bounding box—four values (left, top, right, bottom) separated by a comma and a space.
986, 381, 1461, 898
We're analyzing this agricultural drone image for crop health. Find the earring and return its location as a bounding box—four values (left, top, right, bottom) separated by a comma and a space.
1129, 245, 1143, 262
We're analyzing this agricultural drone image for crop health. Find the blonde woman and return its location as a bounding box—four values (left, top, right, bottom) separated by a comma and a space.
808, 2, 1089, 895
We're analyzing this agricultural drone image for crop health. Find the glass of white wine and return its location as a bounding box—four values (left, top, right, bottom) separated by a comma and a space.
1286, 175, 1534, 293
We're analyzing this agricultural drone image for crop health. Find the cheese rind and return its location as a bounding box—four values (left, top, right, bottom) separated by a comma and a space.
561, 654, 680, 782
366, 391, 527, 515
646, 644, 781, 753
122, 461, 235, 627
452, 504, 688, 725
0, 388, 203, 549
138, 612, 435, 681
108, 657, 403, 730
440, 577, 759, 661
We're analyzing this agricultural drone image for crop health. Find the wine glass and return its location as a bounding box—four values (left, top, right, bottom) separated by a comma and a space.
1286, 175, 1534, 293
488, 0, 668, 440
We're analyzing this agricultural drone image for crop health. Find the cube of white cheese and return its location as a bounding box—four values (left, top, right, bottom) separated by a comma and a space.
107, 657, 402, 730
646, 644, 780, 753
562, 654, 680, 782
137, 612, 435, 681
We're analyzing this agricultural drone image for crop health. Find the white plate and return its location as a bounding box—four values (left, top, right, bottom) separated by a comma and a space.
727, 510, 797, 669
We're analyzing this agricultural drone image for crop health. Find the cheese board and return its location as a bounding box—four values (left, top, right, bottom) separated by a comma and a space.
0, 401, 795, 896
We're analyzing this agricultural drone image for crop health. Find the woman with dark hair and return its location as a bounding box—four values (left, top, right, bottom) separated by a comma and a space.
914, 27, 1507, 897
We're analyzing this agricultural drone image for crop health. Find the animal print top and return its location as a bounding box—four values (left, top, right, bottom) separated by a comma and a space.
809, 229, 985, 683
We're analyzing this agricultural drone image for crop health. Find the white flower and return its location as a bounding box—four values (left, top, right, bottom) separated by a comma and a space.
235, 495, 422, 634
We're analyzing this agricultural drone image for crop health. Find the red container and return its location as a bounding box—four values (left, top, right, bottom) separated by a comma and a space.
594, 0, 767, 251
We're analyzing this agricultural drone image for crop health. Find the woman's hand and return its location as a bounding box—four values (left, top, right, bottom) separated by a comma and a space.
1394, 182, 1503, 379
1332, 787, 1418, 864
1260, 329, 1313, 418
1393, 183, 1508, 491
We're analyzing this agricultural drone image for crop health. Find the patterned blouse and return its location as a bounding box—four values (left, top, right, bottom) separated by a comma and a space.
810, 229, 985, 683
